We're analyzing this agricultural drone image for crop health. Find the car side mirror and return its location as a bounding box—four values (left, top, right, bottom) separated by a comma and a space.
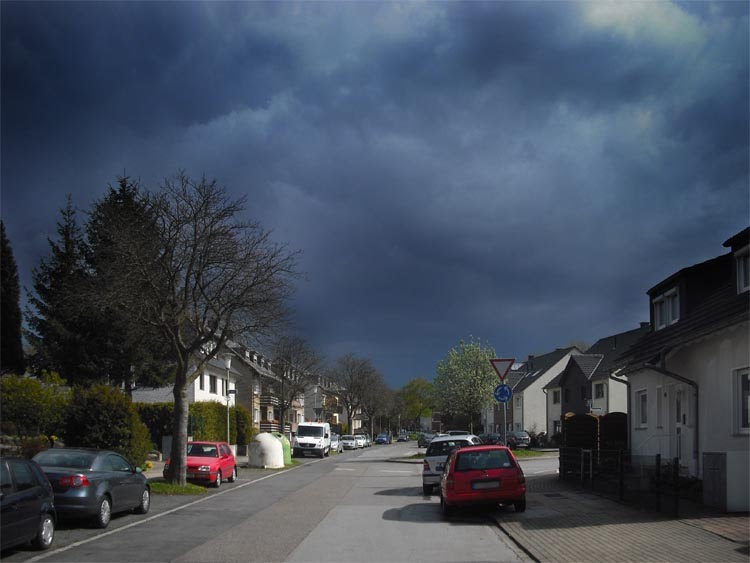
135, 467, 143, 474
325, 433, 329, 438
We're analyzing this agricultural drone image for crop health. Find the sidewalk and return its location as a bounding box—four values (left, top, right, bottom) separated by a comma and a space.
495, 475, 749, 562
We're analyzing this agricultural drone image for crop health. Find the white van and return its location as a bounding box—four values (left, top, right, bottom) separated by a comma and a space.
292, 422, 331, 458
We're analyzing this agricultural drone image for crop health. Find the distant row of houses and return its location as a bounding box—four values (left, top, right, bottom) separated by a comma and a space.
482, 227, 749, 512
133, 344, 361, 440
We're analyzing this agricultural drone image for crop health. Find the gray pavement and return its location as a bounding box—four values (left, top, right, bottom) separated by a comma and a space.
147, 451, 749, 563
495, 475, 749, 563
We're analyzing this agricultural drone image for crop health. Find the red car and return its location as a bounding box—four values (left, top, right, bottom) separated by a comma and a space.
439, 445, 526, 515
163, 441, 237, 487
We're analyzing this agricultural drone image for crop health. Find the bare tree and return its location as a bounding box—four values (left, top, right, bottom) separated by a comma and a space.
358, 368, 390, 438
100, 172, 298, 484
328, 353, 375, 433
271, 335, 323, 437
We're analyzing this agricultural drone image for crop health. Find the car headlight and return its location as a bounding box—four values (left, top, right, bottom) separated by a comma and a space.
197, 466, 211, 472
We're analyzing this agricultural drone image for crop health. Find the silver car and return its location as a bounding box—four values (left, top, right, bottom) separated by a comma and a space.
330, 433, 343, 453
422, 434, 481, 495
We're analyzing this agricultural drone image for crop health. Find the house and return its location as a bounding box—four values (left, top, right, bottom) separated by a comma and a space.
544, 324, 651, 436
511, 347, 582, 434
617, 227, 749, 512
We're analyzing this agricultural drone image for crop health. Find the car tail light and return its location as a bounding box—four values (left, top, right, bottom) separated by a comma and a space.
423, 461, 429, 471
59, 474, 91, 487
445, 477, 454, 491
517, 470, 526, 484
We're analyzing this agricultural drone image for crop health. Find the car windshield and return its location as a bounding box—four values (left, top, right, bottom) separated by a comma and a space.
188, 444, 218, 457
298, 426, 325, 437
455, 449, 515, 471
377, 434, 387, 438
342, 435, 354, 440
34, 450, 97, 469
426, 439, 470, 457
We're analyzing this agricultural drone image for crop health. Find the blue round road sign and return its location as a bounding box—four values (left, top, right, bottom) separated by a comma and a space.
494, 384, 512, 403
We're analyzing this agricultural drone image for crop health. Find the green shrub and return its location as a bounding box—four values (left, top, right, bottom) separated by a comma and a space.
0, 373, 69, 439
63, 384, 151, 465
137, 403, 173, 449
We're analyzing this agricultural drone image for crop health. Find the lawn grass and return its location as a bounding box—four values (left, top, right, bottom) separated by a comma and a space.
512, 448, 548, 458
149, 481, 207, 495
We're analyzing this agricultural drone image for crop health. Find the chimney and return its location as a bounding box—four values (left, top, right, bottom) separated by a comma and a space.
528, 355, 534, 370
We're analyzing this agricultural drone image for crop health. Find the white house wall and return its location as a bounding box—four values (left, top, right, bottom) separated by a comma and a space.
523, 354, 576, 434
629, 325, 749, 511
546, 392, 561, 436
606, 378, 628, 413
193, 368, 236, 407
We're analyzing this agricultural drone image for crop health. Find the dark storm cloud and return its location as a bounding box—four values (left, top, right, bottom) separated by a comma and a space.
1, 1, 747, 386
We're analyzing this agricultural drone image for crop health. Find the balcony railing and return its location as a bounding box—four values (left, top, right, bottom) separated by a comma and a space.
260, 395, 280, 407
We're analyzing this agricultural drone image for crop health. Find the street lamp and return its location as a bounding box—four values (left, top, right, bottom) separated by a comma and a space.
223, 354, 234, 444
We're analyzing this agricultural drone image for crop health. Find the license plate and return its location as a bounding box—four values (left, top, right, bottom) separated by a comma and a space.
472, 480, 500, 490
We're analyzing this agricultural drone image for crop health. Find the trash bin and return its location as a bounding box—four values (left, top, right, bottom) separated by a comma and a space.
272, 432, 292, 466
248, 433, 284, 469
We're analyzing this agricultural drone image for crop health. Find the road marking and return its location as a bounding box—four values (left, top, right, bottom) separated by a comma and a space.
335, 467, 356, 471
28, 461, 318, 562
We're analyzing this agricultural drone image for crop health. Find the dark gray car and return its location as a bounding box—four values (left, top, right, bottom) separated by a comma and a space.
33, 448, 150, 529
0, 457, 56, 552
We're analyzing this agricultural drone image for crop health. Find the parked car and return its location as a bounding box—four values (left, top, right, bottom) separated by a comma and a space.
422, 434, 482, 495
33, 448, 149, 529
397, 434, 409, 442
375, 433, 391, 444
330, 433, 343, 453
445, 430, 470, 436
439, 445, 526, 515
341, 435, 357, 450
354, 434, 366, 449
0, 457, 56, 551
418, 433, 436, 447
163, 441, 237, 487
506, 431, 531, 449
478, 433, 505, 446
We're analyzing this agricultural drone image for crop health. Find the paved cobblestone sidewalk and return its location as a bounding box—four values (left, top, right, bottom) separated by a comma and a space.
495, 476, 749, 563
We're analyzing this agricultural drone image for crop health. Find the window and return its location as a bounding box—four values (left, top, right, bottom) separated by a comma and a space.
552, 390, 560, 404
656, 386, 663, 428
553, 420, 561, 434
199, 374, 204, 391
653, 288, 679, 329
210, 375, 217, 394
735, 368, 750, 434
636, 390, 648, 427
221, 378, 226, 396
737, 248, 749, 293
595, 383, 604, 399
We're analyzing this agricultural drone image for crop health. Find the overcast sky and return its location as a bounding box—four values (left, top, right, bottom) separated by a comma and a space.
2, 1, 748, 389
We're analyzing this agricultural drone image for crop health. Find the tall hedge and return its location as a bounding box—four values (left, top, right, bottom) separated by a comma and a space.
64, 384, 151, 465
137, 401, 255, 449
0, 373, 70, 438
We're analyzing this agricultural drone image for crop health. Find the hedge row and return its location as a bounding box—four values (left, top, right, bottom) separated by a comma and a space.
1, 374, 255, 466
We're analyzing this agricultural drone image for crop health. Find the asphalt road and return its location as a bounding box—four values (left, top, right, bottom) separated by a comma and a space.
3, 443, 542, 563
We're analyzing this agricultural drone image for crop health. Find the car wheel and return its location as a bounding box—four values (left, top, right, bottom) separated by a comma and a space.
324, 447, 330, 457
93, 496, 112, 529
440, 495, 454, 516
134, 487, 151, 514
228, 466, 237, 482
514, 498, 527, 513
214, 471, 222, 488
32, 512, 55, 550
422, 484, 433, 495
